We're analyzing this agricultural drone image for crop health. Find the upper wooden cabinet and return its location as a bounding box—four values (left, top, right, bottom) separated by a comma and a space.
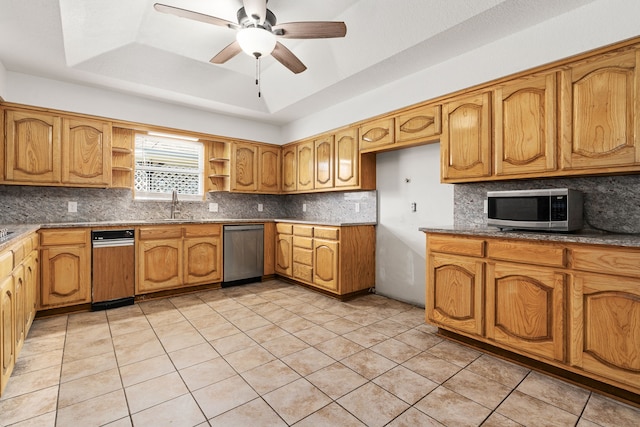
283, 126, 375, 194
334, 127, 359, 188
282, 145, 297, 192
359, 117, 395, 151
62, 117, 112, 186
204, 140, 231, 192
111, 127, 135, 189
257, 145, 281, 193
560, 47, 640, 171
441, 92, 492, 181
314, 135, 334, 189
395, 104, 442, 145
3, 108, 112, 187
4, 109, 62, 184
230, 142, 259, 192
494, 72, 557, 176
296, 140, 315, 192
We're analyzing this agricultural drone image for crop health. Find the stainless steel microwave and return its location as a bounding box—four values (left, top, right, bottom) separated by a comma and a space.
487, 188, 583, 231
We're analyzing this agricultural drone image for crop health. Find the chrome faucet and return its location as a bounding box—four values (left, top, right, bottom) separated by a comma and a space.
170, 190, 180, 219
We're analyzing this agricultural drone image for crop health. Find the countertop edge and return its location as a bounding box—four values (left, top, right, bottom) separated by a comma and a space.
419, 226, 640, 248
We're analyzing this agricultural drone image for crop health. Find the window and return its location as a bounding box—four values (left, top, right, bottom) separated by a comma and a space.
134, 133, 204, 200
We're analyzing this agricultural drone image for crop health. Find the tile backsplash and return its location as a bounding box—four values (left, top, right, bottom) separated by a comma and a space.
454, 174, 640, 234
0, 186, 377, 225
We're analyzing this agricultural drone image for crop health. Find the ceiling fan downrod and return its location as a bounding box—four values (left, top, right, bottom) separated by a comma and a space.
255, 53, 262, 98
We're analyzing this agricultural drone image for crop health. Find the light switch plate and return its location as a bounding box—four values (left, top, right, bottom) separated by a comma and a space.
209, 202, 219, 212
258, 203, 263, 212
68, 201, 77, 213
303, 203, 307, 212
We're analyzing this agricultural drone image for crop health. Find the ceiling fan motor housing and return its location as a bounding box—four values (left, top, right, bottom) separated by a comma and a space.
237, 7, 277, 31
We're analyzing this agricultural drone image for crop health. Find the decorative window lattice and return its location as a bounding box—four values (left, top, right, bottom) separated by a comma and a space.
134, 134, 204, 199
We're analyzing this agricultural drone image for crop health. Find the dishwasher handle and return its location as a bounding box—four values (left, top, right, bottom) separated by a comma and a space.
224, 225, 265, 232
92, 238, 135, 248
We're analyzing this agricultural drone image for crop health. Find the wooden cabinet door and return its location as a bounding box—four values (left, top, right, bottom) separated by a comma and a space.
296, 141, 314, 191
395, 104, 442, 144
313, 239, 339, 292
427, 253, 484, 337
486, 263, 564, 362
137, 239, 183, 293
231, 143, 258, 192
334, 127, 359, 188
441, 92, 492, 181
258, 145, 281, 193
0, 275, 15, 395
495, 72, 557, 176
569, 273, 640, 390
23, 252, 38, 333
62, 117, 112, 186
275, 234, 293, 277
560, 48, 640, 170
314, 135, 334, 189
4, 110, 61, 184
184, 237, 222, 285
360, 117, 395, 151
282, 145, 297, 192
11, 265, 25, 357
40, 245, 90, 308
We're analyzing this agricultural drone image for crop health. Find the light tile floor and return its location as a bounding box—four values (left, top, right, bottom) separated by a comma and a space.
1, 279, 639, 426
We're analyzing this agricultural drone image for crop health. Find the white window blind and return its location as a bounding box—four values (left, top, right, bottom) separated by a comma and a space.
134, 133, 204, 200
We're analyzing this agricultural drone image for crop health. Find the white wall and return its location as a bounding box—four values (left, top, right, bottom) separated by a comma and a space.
4, 72, 282, 144
0, 61, 6, 100
282, 0, 640, 141
375, 144, 453, 306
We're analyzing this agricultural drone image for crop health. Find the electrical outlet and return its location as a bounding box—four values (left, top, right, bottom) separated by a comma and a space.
209, 203, 219, 212
355, 202, 360, 213
68, 201, 77, 213
302, 203, 307, 212
258, 203, 263, 212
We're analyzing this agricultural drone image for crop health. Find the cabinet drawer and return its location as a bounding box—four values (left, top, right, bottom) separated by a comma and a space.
0, 250, 12, 277
571, 245, 640, 278
12, 243, 25, 265
293, 263, 313, 282
293, 247, 313, 265
276, 223, 293, 234
293, 225, 313, 237
293, 236, 313, 249
487, 240, 566, 267
313, 227, 339, 240
138, 226, 183, 240
428, 235, 484, 257
40, 229, 88, 246
184, 224, 221, 238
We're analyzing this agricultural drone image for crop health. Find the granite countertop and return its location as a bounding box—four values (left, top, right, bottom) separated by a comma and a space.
0, 219, 378, 251
419, 226, 640, 248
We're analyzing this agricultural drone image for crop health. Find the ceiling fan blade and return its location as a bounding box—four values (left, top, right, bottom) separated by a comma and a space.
154, 3, 239, 30
272, 42, 307, 74
210, 41, 243, 64
273, 22, 347, 39
242, 0, 267, 25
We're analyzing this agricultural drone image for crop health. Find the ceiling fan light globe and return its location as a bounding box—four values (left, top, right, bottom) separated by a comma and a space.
236, 27, 276, 57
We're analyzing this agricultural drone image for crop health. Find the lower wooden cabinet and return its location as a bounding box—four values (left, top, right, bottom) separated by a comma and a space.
136, 224, 222, 294
1, 232, 39, 397
425, 232, 640, 397
427, 253, 484, 337
486, 262, 565, 362
275, 222, 375, 296
569, 273, 640, 391
0, 274, 15, 395
39, 229, 91, 309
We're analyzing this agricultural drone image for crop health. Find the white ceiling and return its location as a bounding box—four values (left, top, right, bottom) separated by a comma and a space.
0, 0, 599, 126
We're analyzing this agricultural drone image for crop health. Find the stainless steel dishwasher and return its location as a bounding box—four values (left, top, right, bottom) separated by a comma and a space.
91, 229, 135, 310
223, 224, 264, 287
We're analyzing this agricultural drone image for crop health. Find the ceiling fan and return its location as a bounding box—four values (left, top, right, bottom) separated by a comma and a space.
154, 0, 347, 74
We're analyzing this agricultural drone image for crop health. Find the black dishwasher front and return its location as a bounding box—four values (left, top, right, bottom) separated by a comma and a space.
222, 224, 264, 287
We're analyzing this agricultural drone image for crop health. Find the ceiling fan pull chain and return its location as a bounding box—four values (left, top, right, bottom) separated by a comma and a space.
256, 55, 261, 98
